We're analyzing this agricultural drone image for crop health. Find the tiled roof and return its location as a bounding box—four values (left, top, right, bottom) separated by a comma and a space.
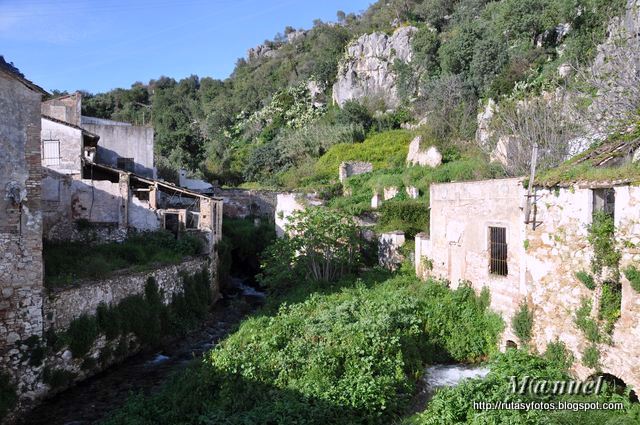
0, 56, 48, 95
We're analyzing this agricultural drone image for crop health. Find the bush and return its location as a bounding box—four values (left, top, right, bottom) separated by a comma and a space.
582, 344, 600, 369
377, 200, 429, 238
512, 302, 534, 346
575, 298, 600, 343
105, 275, 503, 424
66, 314, 99, 358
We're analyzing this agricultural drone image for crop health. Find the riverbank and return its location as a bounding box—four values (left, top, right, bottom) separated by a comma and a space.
18, 285, 263, 425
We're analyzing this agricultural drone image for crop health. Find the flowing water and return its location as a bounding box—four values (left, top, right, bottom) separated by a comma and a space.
18, 279, 265, 425
409, 363, 491, 414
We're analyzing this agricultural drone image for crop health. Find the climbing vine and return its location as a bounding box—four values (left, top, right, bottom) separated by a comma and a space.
573, 211, 622, 369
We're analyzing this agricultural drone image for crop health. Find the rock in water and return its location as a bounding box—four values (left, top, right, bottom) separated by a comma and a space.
332, 26, 417, 109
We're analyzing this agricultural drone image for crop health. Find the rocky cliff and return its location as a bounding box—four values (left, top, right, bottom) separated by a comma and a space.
332, 26, 417, 109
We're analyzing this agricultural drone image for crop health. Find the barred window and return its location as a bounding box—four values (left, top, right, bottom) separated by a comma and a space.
489, 226, 508, 276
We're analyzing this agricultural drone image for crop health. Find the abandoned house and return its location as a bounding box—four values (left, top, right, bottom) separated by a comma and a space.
39, 93, 222, 247
415, 138, 640, 390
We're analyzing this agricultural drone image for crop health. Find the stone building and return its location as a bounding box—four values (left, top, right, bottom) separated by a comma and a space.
40, 93, 223, 247
0, 56, 48, 398
415, 140, 640, 390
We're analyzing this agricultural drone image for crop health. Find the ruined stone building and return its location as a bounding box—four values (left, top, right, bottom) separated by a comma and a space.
0, 56, 48, 399
39, 93, 222, 248
415, 140, 640, 391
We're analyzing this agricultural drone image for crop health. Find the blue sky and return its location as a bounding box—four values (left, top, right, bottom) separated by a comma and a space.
1, 0, 372, 93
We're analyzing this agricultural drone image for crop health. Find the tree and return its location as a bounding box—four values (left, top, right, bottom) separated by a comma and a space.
259, 208, 361, 290
490, 96, 579, 176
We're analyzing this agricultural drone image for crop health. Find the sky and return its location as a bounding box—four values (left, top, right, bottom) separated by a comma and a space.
0, 0, 372, 93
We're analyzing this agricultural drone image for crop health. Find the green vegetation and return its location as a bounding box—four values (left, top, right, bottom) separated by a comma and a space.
69, 0, 624, 189
259, 208, 361, 291
0, 372, 17, 422
377, 200, 430, 238
47, 271, 212, 367
624, 265, 640, 292
576, 270, 596, 290
103, 273, 502, 425
44, 231, 203, 287
405, 346, 640, 424
511, 302, 534, 347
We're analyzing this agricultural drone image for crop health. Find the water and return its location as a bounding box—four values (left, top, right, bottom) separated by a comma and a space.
19, 278, 264, 425
409, 363, 490, 414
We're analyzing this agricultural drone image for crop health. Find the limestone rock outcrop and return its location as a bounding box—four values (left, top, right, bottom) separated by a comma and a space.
406, 136, 442, 168
332, 26, 417, 109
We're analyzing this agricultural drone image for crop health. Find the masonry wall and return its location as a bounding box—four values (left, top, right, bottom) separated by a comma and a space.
525, 185, 640, 389
83, 119, 155, 178
0, 72, 45, 400
214, 188, 276, 219
41, 94, 81, 126
40, 119, 83, 175
420, 178, 527, 345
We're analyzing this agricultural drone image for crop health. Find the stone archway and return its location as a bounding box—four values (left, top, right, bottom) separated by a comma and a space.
590, 372, 639, 402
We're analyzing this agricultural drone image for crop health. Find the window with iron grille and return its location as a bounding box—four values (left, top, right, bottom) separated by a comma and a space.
117, 157, 134, 172
592, 188, 615, 219
42, 139, 61, 166
489, 226, 508, 276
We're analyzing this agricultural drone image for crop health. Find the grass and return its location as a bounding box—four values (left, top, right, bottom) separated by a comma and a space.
44, 231, 204, 288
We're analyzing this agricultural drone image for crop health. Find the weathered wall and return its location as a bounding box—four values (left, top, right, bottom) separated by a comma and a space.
417, 178, 528, 346
416, 177, 640, 389
82, 117, 155, 178
41, 94, 81, 127
45, 256, 211, 331
40, 118, 83, 175
214, 188, 276, 219
525, 185, 640, 389
338, 161, 373, 183
0, 71, 45, 401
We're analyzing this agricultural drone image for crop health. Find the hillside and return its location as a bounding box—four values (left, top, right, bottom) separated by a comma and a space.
65, 0, 629, 192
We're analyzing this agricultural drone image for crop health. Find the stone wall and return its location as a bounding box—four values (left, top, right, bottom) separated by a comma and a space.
214, 188, 277, 219
525, 184, 640, 389
338, 161, 373, 183
45, 256, 212, 331
0, 70, 45, 394
416, 177, 640, 389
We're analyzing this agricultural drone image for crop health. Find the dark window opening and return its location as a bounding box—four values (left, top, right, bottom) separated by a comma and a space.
186, 211, 199, 229
506, 340, 518, 349
117, 157, 135, 172
164, 213, 179, 237
489, 226, 508, 276
593, 188, 615, 219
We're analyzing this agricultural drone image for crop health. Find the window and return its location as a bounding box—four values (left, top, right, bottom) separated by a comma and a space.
489, 226, 508, 276
117, 157, 134, 172
42, 139, 61, 166
593, 188, 615, 219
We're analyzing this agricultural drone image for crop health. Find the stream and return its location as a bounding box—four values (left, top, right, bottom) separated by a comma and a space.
18, 278, 265, 425
19, 278, 489, 424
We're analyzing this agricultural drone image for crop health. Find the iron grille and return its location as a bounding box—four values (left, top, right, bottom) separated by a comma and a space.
489, 226, 508, 276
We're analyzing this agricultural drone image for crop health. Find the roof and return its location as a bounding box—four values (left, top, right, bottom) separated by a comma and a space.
0, 56, 48, 95
42, 114, 100, 140
535, 131, 640, 188
85, 161, 222, 201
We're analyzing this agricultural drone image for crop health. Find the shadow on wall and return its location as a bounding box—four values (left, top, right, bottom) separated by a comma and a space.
42, 168, 159, 242
95, 146, 155, 179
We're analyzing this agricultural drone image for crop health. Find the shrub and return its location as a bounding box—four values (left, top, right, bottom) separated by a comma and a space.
377, 200, 429, 238
512, 302, 534, 346
575, 298, 600, 343
43, 367, 76, 390
544, 339, 574, 370
66, 314, 99, 358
